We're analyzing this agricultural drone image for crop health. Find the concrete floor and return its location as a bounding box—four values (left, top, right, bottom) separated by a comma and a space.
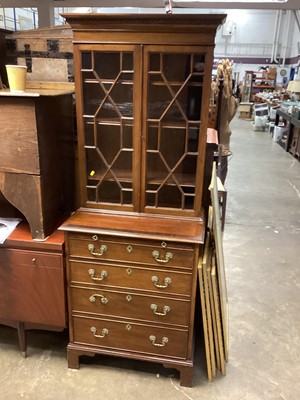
1, 116, 300, 399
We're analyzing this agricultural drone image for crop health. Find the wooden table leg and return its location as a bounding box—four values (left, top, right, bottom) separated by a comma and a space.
17, 321, 27, 358
163, 362, 193, 387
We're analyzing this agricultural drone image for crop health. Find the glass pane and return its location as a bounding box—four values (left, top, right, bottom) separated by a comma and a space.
82, 71, 106, 115
160, 126, 186, 169
96, 123, 120, 165
149, 53, 160, 72
81, 49, 135, 208
187, 126, 199, 152
148, 74, 172, 119
123, 123, 133, 149
113, 150, 133, 181
147, 152, 169, 184
98, 180, 121, 204
86, 148, 106, 181
94, 52, 120, 80
82, 52, 92, 69
145, 50, 205, 211
157, 185, 182, 208
122, 189, 133, 205
84, 117, 95, 147
123, 52, 133, 71
110, 73, 133, 117
147, 124, 158, 150
87, 187, 97, 202
98, 100, 120, 120
163, 53, 189, 82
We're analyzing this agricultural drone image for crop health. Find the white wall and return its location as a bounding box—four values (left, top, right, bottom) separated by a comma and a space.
290, 12, 300, 59
215, 9, 295, 62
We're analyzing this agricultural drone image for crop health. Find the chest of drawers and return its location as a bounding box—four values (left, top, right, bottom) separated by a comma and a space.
61, 210, 204, 387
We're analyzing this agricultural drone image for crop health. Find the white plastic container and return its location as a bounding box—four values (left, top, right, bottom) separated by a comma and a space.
273, 125, 287, 142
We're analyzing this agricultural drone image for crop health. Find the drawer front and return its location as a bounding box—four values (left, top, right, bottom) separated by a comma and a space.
72, 315, 188, 359
0, 248, 62, 269
0, 249, 65, 327
69, 260, 193, 296
70, 286, 190, 326
68, 235, 195, 270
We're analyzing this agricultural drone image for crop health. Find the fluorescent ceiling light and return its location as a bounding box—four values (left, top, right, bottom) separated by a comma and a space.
172, 0, 288, 3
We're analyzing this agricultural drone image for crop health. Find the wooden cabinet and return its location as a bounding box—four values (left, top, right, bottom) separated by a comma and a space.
61, 13, 225, 386
0, 89, 75, 354
0, 89, 75, 240
0, 223, 66, 356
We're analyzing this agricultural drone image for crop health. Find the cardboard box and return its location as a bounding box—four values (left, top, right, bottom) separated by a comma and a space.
239, 111, 252, 119
238, 102, 253, 119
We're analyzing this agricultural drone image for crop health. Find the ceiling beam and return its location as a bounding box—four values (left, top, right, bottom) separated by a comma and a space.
0, 0, 299, 9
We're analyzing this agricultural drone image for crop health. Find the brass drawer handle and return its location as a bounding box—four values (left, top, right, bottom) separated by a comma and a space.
150, 304, 171, 316
88, 269, 108, 281
88, 243, 108, 256
149, 335, 169, 347
152, 250, 173, 264
151, 276, 172, 289
90, 327, 109, 338
89, 294, 108, 304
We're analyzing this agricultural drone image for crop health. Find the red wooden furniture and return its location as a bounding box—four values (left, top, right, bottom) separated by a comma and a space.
0, 223, 67, 356
61, 13, 225, 386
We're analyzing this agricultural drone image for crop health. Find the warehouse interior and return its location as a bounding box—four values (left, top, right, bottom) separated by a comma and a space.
0, 1, 299, 399
0, 115, 299, 400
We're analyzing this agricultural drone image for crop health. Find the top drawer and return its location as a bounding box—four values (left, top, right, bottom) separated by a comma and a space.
67, 233, 195, 270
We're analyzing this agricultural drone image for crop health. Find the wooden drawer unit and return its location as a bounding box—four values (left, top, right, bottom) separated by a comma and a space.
0, 223, 67, 356
70, 286, 191, 326
69, 260, 193, 296
68, 233, 195, 269
71, 315, 189, 359
0, 249, 65, 326
61, 210, 204, 387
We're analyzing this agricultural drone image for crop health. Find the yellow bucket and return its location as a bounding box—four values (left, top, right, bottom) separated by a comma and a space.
6, 65, 27, 92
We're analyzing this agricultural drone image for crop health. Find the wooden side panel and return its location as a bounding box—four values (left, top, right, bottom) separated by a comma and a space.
0, 172, 45, 239
0, 98, 39, 174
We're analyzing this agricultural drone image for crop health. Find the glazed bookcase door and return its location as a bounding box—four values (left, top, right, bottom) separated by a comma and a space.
75, 44, 142, 211
141, 46, 211, 217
